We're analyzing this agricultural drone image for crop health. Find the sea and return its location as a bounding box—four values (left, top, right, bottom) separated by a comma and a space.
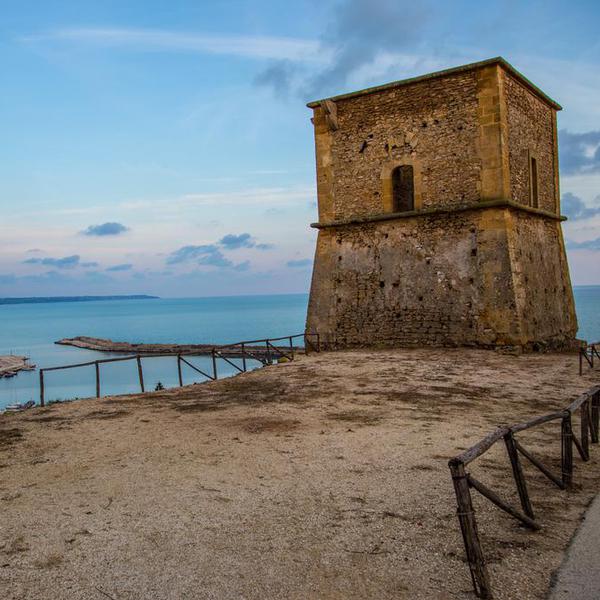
0, 288, 598, 410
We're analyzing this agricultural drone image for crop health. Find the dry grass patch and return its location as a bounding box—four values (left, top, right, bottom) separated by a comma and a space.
0, 427, 23, 448
2, 535, 29, 555
326, 410, 383, 425
235, 416, 301, 434
34, 552, 64, 569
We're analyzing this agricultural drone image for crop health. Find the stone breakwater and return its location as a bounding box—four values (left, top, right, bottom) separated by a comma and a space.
56, 336, 295, 359
0, 355, 35, 378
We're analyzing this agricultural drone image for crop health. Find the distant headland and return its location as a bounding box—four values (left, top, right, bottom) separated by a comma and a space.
0, 295, 159, 305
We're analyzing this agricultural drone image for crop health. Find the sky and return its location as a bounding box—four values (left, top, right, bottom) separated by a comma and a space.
0, 0, 599, 297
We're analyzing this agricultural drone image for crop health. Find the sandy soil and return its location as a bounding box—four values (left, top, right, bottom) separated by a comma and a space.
0, 348, 599, 600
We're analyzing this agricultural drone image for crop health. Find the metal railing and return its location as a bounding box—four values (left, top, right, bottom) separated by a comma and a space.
579, 342, 600, 375
39, 332, 320, 407
448, 384, 600, 598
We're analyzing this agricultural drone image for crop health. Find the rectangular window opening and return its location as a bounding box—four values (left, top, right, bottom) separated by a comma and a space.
392, 165, 415, 212
530, 156, 539, 208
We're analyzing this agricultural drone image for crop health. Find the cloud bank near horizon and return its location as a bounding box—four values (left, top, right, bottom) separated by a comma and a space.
23, 255, 84, 269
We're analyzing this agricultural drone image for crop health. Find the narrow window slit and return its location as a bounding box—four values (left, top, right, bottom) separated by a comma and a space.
392, 165, 415, 213
530, 156, 539, 208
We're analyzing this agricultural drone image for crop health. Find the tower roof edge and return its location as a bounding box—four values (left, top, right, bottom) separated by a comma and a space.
306, 57, 562, 111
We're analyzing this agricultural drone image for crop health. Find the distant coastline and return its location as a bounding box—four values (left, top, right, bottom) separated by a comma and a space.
0, 295, 159, 305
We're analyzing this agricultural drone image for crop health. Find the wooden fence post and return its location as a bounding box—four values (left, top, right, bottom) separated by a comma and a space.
136, 356, 145, 393
241, 343, 247, 372
581, 399, 590, 460
504, 431, 534, 519
211, 349, 218, 380
289, 336, 294, 359
39, 370, 45, 407
95, 362, 100, 398
265, 340, 272, 364
449, 461, 492, 599
177, 355, 183, 387
592, 391, 600, 444
561, 413, 573, 488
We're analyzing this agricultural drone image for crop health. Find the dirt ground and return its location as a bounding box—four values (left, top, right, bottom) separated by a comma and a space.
1, 348, 599, 600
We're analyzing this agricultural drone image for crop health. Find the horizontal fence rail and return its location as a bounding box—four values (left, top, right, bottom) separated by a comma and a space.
449, 384, 600, 599
580, 342, 600, 375
38, 332, 320, 407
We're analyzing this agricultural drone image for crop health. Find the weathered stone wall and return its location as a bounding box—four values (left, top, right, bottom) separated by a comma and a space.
308, 208, 512, 347
307, 207, 576, 348
306, 59, 576, 350
504, 72, 558, 212
321, 71, 481, 221
507, 211, 577, 345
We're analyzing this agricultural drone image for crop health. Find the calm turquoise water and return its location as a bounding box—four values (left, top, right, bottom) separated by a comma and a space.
0, 294, 309, 409
573, 287, 600, 343
0, 288, 597, 409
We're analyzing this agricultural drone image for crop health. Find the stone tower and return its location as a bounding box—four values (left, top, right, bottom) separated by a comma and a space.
305, 57, 577, 350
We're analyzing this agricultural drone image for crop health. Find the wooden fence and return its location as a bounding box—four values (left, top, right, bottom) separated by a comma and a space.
39, 332, 320, 407
580, 342, 600, 375
448, 384, 600, 599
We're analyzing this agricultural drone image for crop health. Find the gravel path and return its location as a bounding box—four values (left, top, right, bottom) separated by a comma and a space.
549, 493, 600, 600
0, 348, 598, 599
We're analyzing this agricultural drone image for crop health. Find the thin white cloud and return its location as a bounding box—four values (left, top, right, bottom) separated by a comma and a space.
3, 185, 316, 226
180, 186, 315, 206
247, 169, 289, 176
22, 27, 328, 64
119, 185, 315, 212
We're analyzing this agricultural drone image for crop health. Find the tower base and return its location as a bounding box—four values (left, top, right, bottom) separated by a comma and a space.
306, 203, 578, 351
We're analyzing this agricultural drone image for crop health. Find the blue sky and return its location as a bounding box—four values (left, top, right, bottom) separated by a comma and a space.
1, 0, 599, 297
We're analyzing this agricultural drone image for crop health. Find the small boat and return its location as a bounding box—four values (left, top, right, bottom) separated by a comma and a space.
4, 400, 35, 413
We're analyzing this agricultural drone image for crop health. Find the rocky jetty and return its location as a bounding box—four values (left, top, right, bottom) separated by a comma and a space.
0, 355, 35, 378
56, 336, 294, 358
